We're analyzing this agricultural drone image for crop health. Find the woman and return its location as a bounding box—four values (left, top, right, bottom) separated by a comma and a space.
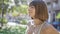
26, 0, 59, 34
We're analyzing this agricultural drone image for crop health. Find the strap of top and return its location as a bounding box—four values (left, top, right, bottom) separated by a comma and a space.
38, 22, 46, 34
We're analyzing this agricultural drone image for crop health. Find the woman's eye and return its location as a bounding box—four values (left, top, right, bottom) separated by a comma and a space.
31, 6, 34, 8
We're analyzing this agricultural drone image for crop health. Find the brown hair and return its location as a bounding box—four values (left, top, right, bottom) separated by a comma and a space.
29, 0, 48, 22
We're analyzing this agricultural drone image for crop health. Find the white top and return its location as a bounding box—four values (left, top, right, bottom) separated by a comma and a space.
33, 22, 45, 34
26, 20, 46, 34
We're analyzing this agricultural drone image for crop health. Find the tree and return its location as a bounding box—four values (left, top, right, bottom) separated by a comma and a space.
56, 12, 60, 19
0, 0, 28, 29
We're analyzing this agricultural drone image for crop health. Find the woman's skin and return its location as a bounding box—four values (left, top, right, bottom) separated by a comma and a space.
27, 6, 59, 34
28, 6, 43, 25
28, 6, 35, 18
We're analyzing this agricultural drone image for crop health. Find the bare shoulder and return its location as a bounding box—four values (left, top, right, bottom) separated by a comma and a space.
42, 23, 59, 34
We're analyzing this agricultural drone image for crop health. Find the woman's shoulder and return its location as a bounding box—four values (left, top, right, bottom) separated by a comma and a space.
42, 23, 59, 34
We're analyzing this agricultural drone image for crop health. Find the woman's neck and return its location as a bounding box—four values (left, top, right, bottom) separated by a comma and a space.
33, 18, 43, 26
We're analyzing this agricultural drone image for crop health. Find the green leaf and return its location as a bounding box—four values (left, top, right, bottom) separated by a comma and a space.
56, 12, 60, 19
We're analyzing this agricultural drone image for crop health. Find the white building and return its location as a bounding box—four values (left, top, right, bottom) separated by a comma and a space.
43, 0, 60, 23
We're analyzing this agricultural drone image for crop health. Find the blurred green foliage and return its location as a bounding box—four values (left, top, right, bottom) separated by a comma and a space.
0, 0, 28, 15
0, 0, 9, 14
56, 12, 60, 19
0, 25, 26, 34
11, 5, 28, 17
0, 18, 8, 24
20, 19, 27, 25
0, 0, 28, 33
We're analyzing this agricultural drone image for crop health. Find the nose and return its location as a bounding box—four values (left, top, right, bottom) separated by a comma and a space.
28, 9, 32, 15
28, 8, 31, 12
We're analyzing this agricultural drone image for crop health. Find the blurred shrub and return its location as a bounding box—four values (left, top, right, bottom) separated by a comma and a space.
0, 18, 8, 24
0, 25, 26, 34
56, 12, 60, 19
12, 11, 20, 17
20, 19, 27, 25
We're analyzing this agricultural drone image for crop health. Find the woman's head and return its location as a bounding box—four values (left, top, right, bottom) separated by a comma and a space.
28, 0, 48, 22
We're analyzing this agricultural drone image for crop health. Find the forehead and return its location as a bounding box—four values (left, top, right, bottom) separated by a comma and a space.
29, 5, 35, 9
29, 5, 34, 7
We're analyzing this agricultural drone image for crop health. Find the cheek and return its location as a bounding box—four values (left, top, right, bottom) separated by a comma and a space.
33, 9, 35, 15
31, 10, 35, 17
28, 8, 35, 17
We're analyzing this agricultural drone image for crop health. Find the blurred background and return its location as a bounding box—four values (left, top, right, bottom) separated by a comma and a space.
0, 0, 60, 34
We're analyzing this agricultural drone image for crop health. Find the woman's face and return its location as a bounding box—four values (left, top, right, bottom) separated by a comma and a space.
28, 6, 35, 18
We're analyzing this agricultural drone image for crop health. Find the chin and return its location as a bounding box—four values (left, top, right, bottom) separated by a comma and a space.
30, 17, 34, 19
